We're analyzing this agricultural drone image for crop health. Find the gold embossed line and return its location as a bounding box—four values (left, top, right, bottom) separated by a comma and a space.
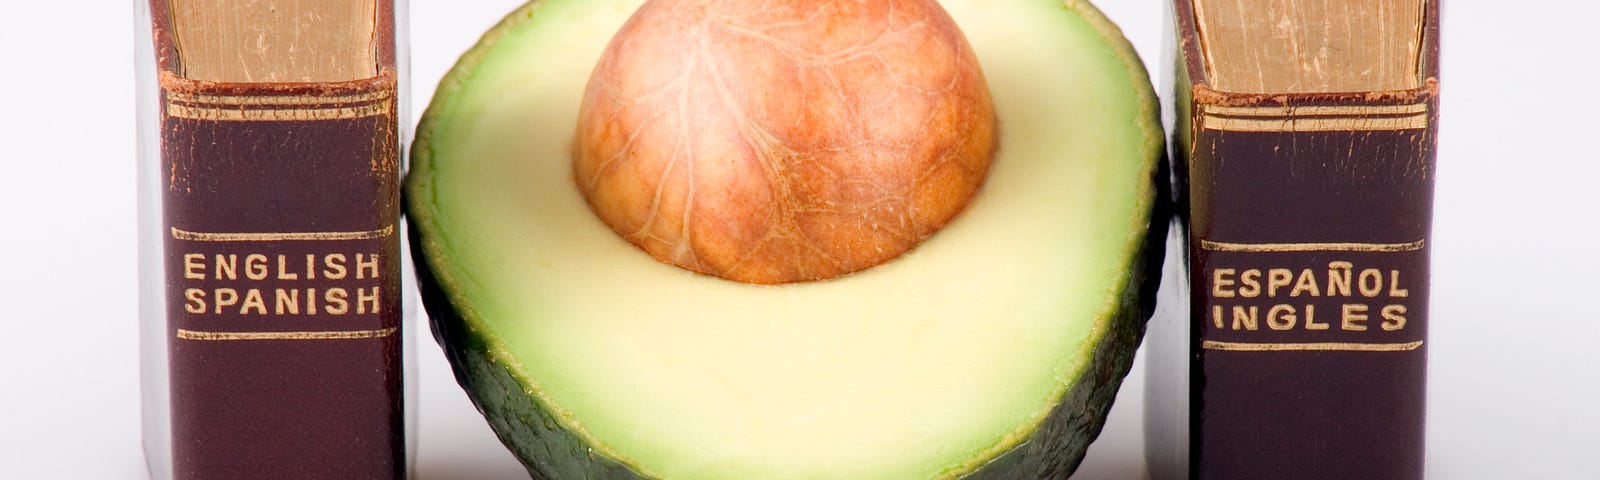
1203, 115, 1428, 132
1201, 103, 1429, 132
1200, 239, 1424, 253
177, 327, 397, 341
170, 225, 394, 242
1202, 340, 1424, 352
165, 101, 392, 121
1205, 104, 1428, 117
166, 89, 393, 107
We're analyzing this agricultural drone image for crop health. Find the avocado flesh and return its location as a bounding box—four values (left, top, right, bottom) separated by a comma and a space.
407, 0, 1164, 478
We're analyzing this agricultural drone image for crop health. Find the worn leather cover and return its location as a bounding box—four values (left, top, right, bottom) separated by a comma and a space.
1171, 0, 1439, 478
151, 1, 403, 478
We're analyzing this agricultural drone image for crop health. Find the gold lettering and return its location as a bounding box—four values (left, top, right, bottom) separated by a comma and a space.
277, 255, 298, 280
357, 287, 380, 314
245, 254, 269, 280
215, 254, 238, 280
1342, 304, 1369, 331
214, 288, 238, 314
1239, 269, 1262, 298
241, 289, 267, 315
1382, 304, 1407, 331
1327, 261, 1353, 297
1213, 305, 1225, 328
307, 288, 317, 315
305, 254, 317, 280
1291, 269, 1321, 297
324, 254, 348, 279
1266, 269, 1293, 297
1267, 304, 1296, 330
1213, 269, 1236, 298
183, 254, 205, 280
1305, 305, 1328, 330
275, 289, 300, 315
1389, 270, 1409, 297
325, 288, 349, 315
1358, 269, 1383, 297
184, 288, 205, 314
356, 253, 380, 280
1231, 305, 1259, 331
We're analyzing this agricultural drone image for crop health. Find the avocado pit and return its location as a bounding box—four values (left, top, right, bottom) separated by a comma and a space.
573, 0, 997, 283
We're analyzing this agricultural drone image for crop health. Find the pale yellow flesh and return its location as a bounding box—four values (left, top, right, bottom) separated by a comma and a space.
414, 0, 1155, 478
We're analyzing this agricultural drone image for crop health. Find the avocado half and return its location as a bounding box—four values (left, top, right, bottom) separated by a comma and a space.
406, 0, 1166, 478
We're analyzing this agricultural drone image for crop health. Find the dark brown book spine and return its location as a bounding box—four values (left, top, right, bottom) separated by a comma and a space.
1171, 1, 1439, 478
150, 2, 403, 478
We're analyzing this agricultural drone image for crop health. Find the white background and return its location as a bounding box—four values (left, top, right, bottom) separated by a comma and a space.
1, 1, 1595, 478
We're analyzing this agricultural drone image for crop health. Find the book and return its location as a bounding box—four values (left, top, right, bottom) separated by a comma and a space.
140, 1, 404, 478
1148, 0, 1439, 478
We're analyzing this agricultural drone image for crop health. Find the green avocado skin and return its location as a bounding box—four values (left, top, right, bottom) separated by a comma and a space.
413, 223, 648, 479
406, 175, 1169, 480
405, 0, 1171, 476
957, 169, 1171, 480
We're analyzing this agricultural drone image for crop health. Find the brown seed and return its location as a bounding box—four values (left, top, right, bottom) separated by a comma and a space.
573, 0, 997, 283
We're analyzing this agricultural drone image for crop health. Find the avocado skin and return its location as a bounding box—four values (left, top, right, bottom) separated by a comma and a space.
404, 0, 1169, 476
406, 171, 1168, 480
958, 161, 1170, 480
411, 223, 648, 479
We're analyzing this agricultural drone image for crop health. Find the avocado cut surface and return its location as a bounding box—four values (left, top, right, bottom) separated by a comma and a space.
407, 0, 1165, 478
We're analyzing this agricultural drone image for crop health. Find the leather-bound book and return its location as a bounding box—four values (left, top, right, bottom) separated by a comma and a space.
140, 1, 403, 478
1147, 0, 1440, 478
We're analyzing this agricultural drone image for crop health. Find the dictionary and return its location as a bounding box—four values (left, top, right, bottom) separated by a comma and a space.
1145, 0, 1439, 478
136, 1, 405, 478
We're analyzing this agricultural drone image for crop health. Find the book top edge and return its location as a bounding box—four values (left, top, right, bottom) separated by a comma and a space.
1174, 0, 1440, 100
149, 0, 398, 85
